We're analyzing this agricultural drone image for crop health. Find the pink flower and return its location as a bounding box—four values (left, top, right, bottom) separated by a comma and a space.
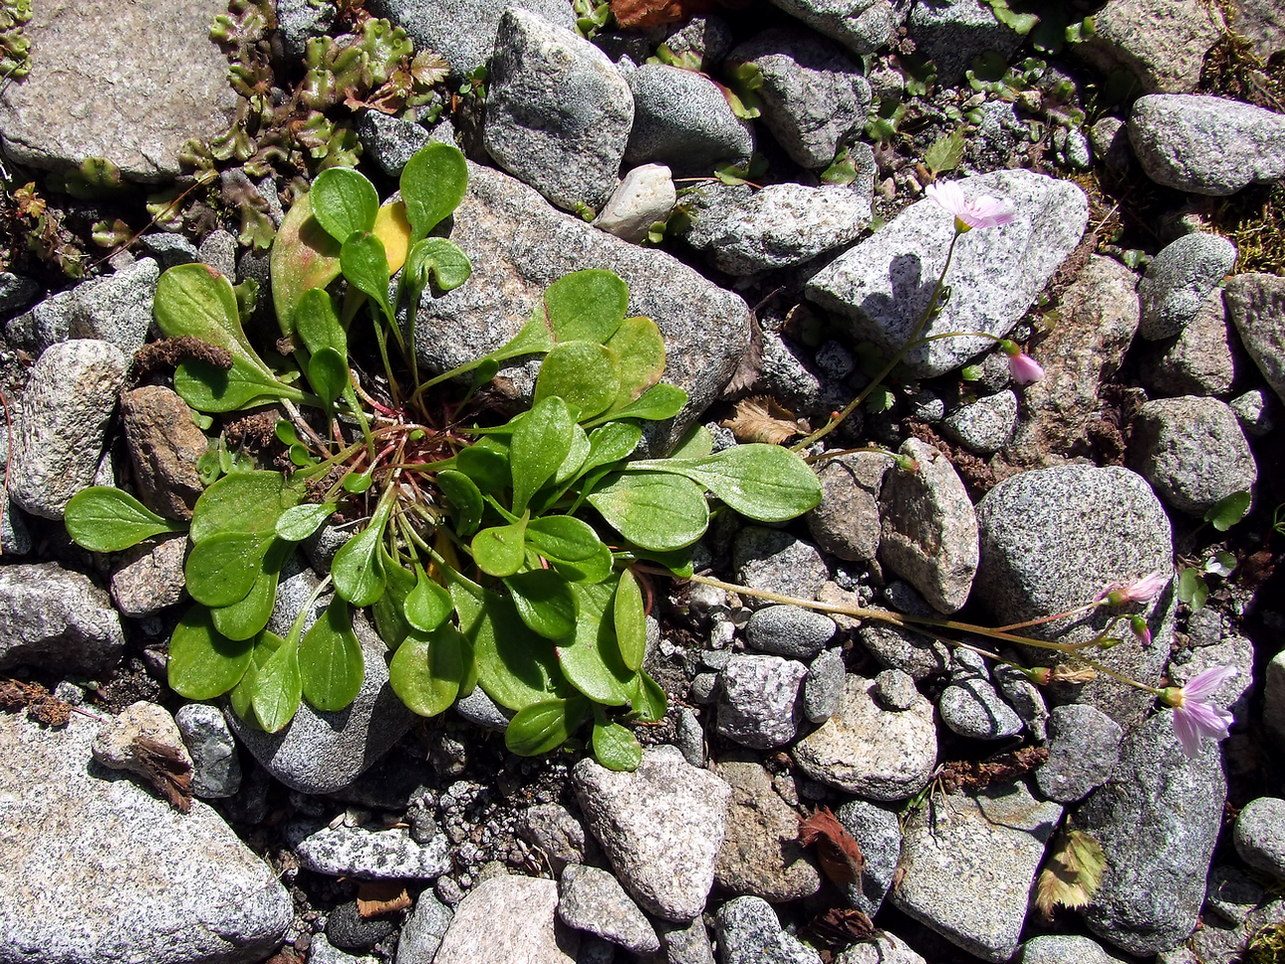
1161, 665, 1237, 758
1100, 571, 1169, 606
1007, 351, 1044, 384
926, 180, 1016, 231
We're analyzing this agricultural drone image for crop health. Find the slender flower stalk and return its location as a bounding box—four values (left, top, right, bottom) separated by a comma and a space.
1160, 666, 1237, 757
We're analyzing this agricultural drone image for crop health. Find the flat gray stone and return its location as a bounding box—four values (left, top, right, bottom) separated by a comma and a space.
940, 390, 1018, 454
9, 339, 127, 519
433, 874, 578, 964
938, 650, 1023, 740
356, 110, 431, 178
1077, 0, 1224, 94
176, 702, 242, 799
1224, 272, 1285, 406
0, 712, 291, 963
394, 892, 453, 964
1080, 710, 1227, 956
0, 0, 238, 181
802, 648, 847, 722
891, 784, 1062, 962
1035, 703, 1123, 803
287, 820, 451, 879
573, 745, 730, 921
836, 934, 927, 964
110, 534, 188, 617
483, 9, 632, 212
806, 169, 1088, 377
1205, 864, 1267, 925
558, 864, 660, 954
371, 0, 576, 78
0, 562, 124, 675
681, 182, 871, 275
745, 605, 837, 659
793, 673, 937, 800
1140, 289, 1239, 397
659, 918, 717, 964
623, 63, 754, 174
717, 654, 808, 748
5, 258, 158, 355
226, 566, 415, 794
1138, 233, 1238, 340
276, 0, 337, 61
807, 450, 892, 565
1128, 395, 1257, 515
732, 527, 829, 606
728, 27, 871, 168
835, 799, 901, 916
1129, 94, 1285, 195
974, 465, 1173, 725
1019, 935, 1129, 964
879, 438, 978, 614
714, 757, 822, 902
715, 896, 822, 964
763, 0, 901, 55
412, 161, 750, 453
857, 621, 950, 680
520, 803, 588, 875
593, 164, 676, 244
1234, 797, 1285, 878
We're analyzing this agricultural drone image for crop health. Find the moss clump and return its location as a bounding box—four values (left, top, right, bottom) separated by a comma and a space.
1210, 183, 1285, 276
1246, 921, 1285, 964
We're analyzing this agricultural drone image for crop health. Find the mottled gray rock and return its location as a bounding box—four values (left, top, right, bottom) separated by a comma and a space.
1019, 935, 1129, 964
659, 918, 717, 964
793, 673, 936, 800
802, 648, 847, 722
394, 892, 453, 964
1005, 256, 1140, 469
433, 874, 578, 963
138, 233, 199, 268
0, 562, 125, 675
176, 702, 242, 799
728, 27, 871, 168
0, 712, 291, 963
1138, 233, 1238, 340
276, 0, 337, 61
5, 258, 159, 357
733, 527, 829, 606
992, 662, 1050, 741
1156, 898, 1285, 964
92, 701, 192, 793
745, 605, 836, 659
558, 864, 659, 954
718, 654, 808, 749
941, 390, 1018, 454
520, 803, 588, 875
357, 110, 431, 178
226, 566, 415, 793
198, 229, 238, 279
835, 799, 901, 915
660, 16, 734, 67
454, 685, 510, 730
908, 0, 1023, 85
1077, 0, 1224, 93
9, 339, 127, 519
682, 182, 871, 275
1266, 649, 1285, 743
1141, 290, 1239, 396
891, 784, 1062, 962
872, 668, 918, 711
1129, 395, 1257, 515
939, 650, 1023, 740
1234, 797, 1285, 878
623, 64, 754, 174
1231, 0, 1285, 61
109, 533, 187, 617
413, 161, 750, 453
858, 621, 951, 680
0, 0, 237, 181
1224, 272, 1285, 406
484, 10, 632, 212
593, 164, 676, 243
714, 757, 822, 902
879, 438, 978, 614
313, 931, 378, 964
715, 896, 823, 964
120, 385, 208, 520
0, 271, 38, 314
1129, 94, 1285, 195
573, 745, 730, 921
1080, 710, 1228, 956
974, 466, 1173, 725
287, 820, 451, 879
807, 451, 892, 564
1230, 388, 1275, 436
1205, 864, 1267, 925
836, 933, 926, 964
807, 170, 1088, 377
372, 0, 576, 77
1035, 704, 1123, 803
764, 0, 901, 55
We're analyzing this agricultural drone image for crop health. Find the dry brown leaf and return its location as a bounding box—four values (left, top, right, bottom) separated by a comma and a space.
356, 880, 413, 917
804, 906, 876, 950
721, 395, 808, 444
1049, 664, 1098, 684
609, 0, 718, 29
133, 736, 194, 813
937, 746, 1048, 795
799, 805, 865, 887
1035, 829, 1107, 919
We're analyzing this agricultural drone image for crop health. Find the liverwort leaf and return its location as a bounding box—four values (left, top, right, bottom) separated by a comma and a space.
340, 231, 394, 321
533, 341, 620, 421
64, 486, 186, 552
332, 497, 394, 606
299, 596, 364, 711
510, 395, 574, 514
542, 269, 628, 344
630, 443, 822, 522
505, 568, 578, 640
586, 471, 709, 551
250, 630, 302, 733
167, 606, 253, 700
389, 624, 471, 716
309, 166, 379, 244
591, 718, 643, 771
613, 568, 647, 671
276, 503, 336, 542
400, 142, 468, 241
505, 697, 588, 756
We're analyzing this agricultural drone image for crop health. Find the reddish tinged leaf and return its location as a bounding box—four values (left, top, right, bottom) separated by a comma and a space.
937, 745, 1048, 795
609, 0, 719, 28
356, 880, 413, 917
799, 805, 865, 887
804, 907, 876, 950
133, 736, 194, 813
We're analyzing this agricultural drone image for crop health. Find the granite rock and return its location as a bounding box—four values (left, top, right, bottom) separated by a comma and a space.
432, 874, 578, 963
835, 799, 901, 916
1077, 0, 1224, 93
715, 896, 823, 964
0, 562, 125, 675
110, 534, 188, 617
592, 164, 676, 244
1035, 703, 1123, 803
623, 63, 754, 174
908, 0, 1024, 85
558, 864, 659, 954
763, 0, 903, 55
176, 702, 242, 799
1140, 289, 1239, 397
5, 258, 158, 355
1233, 797, 1285, 878
1137, 232, 1238, 340
1224, 272, 1285, 406
120, 385, 208, 520
807, 450, 892, 565
732, 527, 829, 606
744, 605, 837, 659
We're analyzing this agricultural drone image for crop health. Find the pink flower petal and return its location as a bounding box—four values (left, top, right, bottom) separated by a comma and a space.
1007, 352, 1044, 384
1172, 707, 1201, 758
926, 180, 1015, 229
1182, 665, 1237, 702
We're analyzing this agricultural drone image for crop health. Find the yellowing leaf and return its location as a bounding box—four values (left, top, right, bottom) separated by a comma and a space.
720, 396, 807, 444
1035, 830, 1107, 918
373, 200, 411, 274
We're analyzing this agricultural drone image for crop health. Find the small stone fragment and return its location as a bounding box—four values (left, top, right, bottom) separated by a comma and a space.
175, 702, 242, 799
593, 164, 676, 243
287, 820, 451, 879
0, 562, 125, 675
1137, 233, 1238, 341
802, 648, 847, 723
745, 605, 837, 659
92, 701, 193, 812
715, 895, 823, 964
1035, 704, 1124, 803
717, 654, 808, 749
558, 864, 660, 954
